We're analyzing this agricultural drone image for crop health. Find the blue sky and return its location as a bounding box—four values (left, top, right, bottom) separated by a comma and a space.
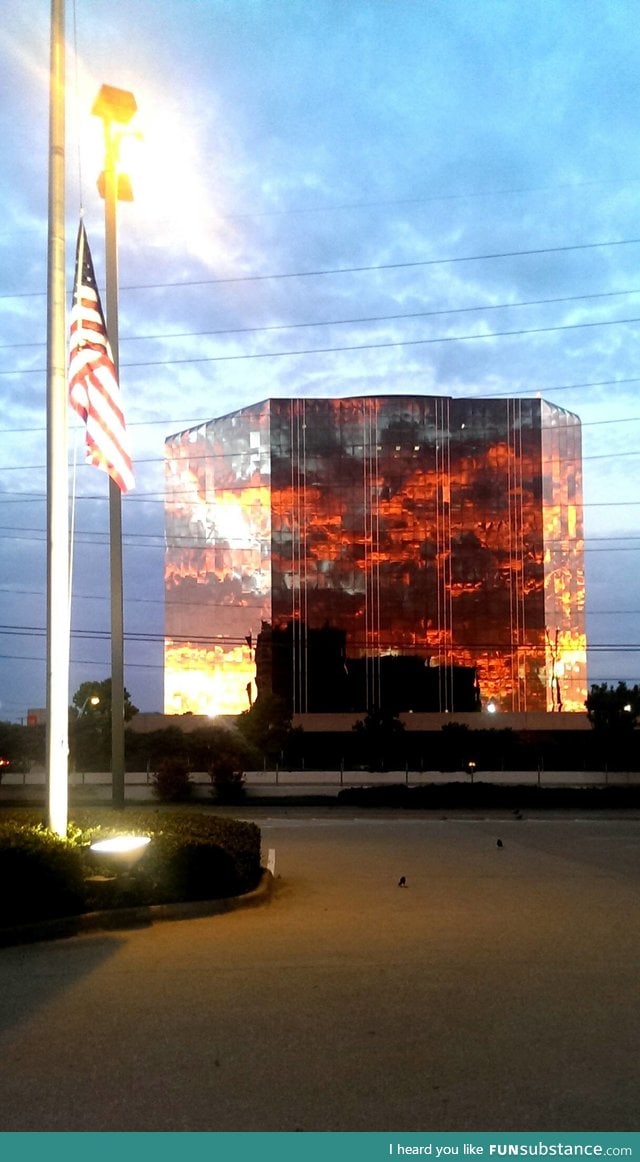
1, 0, 639, 720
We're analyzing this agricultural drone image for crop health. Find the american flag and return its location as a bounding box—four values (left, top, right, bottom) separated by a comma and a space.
69, 221, 134, 493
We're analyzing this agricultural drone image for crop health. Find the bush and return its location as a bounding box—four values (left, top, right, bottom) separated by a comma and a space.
151, 757, 193, 802
0, 825, 86, 926
336, 781, 640, 810
0, 809, 263, 929
208, 762, 246, 804
337, 782, 410, 806
151, 838, 240, 900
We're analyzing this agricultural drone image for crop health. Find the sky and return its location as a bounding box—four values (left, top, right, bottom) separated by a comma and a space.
1, 0, 640, 722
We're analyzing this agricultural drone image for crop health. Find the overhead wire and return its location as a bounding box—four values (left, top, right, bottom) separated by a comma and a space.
4, 310, 640, 375
3, 284, 640, 353
2, 200, 638, 682
4, 231, 640, 303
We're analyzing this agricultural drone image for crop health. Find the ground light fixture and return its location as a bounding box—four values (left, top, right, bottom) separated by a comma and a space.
89, 835, 151, 873
90, 835, 151, 857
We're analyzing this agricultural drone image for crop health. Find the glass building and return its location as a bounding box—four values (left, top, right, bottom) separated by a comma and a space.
164, 395, 586, 716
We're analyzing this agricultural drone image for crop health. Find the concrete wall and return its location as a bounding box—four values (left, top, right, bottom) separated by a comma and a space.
292, 711, 593, 733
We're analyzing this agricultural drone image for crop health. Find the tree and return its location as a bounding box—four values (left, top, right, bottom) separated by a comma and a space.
71, 679, 139, 722
585, 682, 640, 735
440, 721, 471, 772
585, 682, 640, 772
70, 679, 139, 772
236, 693, 292, 762
187, 724, 259, 776
352, 708, 405, 772
0, 721, 45, 774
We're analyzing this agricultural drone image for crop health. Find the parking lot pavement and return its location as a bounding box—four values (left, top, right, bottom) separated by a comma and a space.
0, 814, 639, 1131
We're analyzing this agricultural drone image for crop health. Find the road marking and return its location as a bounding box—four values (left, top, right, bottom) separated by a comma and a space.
267, 848, 276, 874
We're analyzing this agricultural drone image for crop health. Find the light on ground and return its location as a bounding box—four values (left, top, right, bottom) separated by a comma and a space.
90, 836, 151, 855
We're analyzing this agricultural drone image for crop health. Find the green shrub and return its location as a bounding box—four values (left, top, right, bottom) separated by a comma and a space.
208, 763, 246, 804
151, 757, 193, 802
148, 837, 239, 900
128, 812, 262, 893
0, 826, 86, 926
0, 810, 263, 929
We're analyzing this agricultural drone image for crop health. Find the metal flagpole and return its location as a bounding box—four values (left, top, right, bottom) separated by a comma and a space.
46, 0, 69, 836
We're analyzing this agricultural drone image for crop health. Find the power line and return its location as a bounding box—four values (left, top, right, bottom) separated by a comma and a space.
0, 523, 638, 553
5, 311, 640, 376
4, 234, 640, 301
3, 174, 640, 243
1, 622, 638, 652
2, 581, 637, 616
0, 434, 639, 478
173, 174, 640, 221
6, 403, 640, 441
3, 285, 640, 352
3, 375, 640, 437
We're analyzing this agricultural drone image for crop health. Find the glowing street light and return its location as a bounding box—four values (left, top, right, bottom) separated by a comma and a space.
92, 84, 138, 203
78, 694, 100, 715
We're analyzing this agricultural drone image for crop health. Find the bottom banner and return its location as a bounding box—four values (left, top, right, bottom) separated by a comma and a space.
2, 1131, 639, 1162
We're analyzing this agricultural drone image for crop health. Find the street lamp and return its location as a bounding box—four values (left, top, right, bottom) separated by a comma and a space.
91, 84, 138, 810
78, 694, 100, 716
72, 694, 101, 783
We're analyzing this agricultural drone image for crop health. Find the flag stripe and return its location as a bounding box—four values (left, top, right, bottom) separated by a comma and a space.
68, 222, 134, 493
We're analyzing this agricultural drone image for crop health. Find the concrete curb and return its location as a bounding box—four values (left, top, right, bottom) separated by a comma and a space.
0, 868, 274, 949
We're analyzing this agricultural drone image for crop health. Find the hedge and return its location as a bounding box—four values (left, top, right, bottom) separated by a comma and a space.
0, 809, 262, 928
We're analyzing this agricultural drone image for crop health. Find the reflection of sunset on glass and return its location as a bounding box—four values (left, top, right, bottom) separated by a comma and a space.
165, 641, 255, 717
165, 396, 587, 716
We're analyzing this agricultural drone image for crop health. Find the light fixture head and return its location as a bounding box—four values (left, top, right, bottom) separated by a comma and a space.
91, 835, 151, 854
90, 835, 151, 866
91, 84, 138, 125
96, 171, 134, 202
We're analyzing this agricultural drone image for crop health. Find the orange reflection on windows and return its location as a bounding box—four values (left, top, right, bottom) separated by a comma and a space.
165, 396, 587, 715
165, 641, 255, 717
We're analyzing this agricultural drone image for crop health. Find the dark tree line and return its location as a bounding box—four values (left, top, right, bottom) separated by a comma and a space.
0, 681, 638, 779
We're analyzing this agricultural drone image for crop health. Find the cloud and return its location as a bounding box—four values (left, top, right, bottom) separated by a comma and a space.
1, 0, 639, 717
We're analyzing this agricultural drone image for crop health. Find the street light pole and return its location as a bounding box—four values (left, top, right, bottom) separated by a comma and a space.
104, 122, 125, 811
92, 85, 136, 810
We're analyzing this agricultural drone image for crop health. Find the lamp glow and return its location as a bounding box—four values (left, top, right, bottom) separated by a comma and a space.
90, 835, 151, 855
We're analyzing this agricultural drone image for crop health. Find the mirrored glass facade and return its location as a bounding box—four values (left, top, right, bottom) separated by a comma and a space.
165, 395, 586, 715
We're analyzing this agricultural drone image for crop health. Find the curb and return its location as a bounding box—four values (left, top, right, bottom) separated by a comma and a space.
0, 868, 274, 949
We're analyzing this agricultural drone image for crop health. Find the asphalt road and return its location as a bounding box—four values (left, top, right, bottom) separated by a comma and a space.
0, 810, 638, 1132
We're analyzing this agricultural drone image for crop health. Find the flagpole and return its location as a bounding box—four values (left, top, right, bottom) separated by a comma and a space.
46, 0, 69, 836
